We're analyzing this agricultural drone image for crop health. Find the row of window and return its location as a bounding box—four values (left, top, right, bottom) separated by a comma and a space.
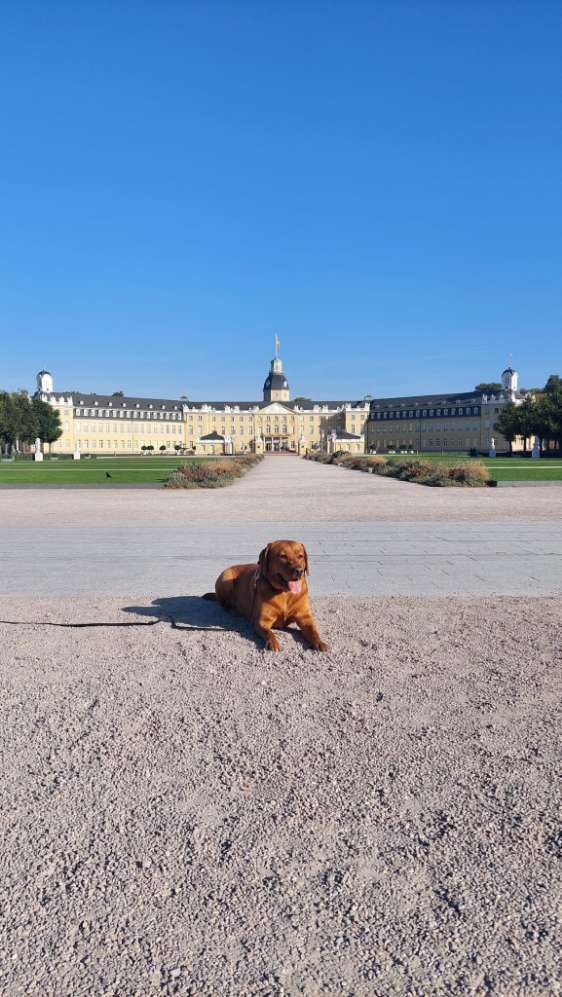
370, 422, 481, 433
373, 406, 480, 421
77, 423, 182, 434
76, 408, 181, 420
380, 439, 481, 448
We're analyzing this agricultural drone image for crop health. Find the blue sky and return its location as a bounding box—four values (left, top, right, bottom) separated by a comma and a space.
1, 1, 560, 400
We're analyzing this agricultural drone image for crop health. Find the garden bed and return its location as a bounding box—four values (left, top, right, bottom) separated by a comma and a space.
164, 454, 263, 488
304, 451, 492, 486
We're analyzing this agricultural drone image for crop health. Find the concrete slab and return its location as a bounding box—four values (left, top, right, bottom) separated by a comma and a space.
1, 458, 561, 597
1, 521, 561, 597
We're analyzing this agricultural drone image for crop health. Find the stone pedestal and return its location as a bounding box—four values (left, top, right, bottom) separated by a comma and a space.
34, 437, 43, 461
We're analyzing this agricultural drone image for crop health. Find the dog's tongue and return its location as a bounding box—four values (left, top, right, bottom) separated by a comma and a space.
288, 579, 302, 595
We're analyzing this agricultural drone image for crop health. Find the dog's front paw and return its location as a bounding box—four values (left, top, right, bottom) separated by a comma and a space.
265, 635, 281, 652
314, 639, 330, 652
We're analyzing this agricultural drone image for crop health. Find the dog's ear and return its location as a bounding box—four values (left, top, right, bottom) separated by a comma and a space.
258, 544, 271, 577
301, 543, 309, 575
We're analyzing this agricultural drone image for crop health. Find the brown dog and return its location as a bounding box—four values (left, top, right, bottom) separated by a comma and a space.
204, 540, 329, 652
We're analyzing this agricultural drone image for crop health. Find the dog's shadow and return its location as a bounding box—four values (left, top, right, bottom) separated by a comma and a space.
121, 596, 307, 650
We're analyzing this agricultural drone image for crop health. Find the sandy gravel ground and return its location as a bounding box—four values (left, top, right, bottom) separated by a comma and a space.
1, 595, 560, 996
2, 457, 562, 526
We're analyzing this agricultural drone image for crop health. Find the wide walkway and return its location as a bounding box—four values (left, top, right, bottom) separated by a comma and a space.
1, 457, 561, 596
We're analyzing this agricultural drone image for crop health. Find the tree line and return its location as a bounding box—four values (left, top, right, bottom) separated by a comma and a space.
0, 392, 62, 454
495, 375, 562, 452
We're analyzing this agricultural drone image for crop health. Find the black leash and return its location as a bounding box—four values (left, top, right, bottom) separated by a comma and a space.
0, 617, 225, 632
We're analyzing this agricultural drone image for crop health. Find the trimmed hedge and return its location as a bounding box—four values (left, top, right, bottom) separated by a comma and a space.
164, 454, 263, 489
304, 452, 490, 487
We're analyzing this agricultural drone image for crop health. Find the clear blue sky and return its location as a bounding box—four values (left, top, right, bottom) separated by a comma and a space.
1, 1, 560, 400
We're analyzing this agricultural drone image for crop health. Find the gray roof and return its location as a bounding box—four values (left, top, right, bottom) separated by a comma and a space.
58, 392, 182, 412
370, 390, 482, 412
199, 431, 225, 441
333, 430, 362, 440
39, 390, 369, 413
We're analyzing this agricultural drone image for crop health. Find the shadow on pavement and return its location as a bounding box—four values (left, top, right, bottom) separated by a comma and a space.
121, 595, 309, 649
121, 595, 258, 641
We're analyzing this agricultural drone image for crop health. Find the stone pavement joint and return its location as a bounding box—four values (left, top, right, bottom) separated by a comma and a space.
1, 457, 561, 597
1, 521, 561, 597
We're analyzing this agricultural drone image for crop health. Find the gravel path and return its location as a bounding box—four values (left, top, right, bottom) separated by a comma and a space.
2, 456, 562, 526
1, 595, 560, 996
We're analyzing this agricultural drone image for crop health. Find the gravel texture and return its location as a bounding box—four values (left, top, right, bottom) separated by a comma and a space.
2, 456, 562, 527
1, 594, 561, 996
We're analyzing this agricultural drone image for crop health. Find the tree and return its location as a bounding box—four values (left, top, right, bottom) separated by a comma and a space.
544, 374, 562, 398
293, 396, 313, 406
0, 392, 38, 453
533, 375, 562, 449
159, 445, 166, 452
494, 403, 521, 454
174, 443, 182, 451
0, 392, 12, 453
515, 396, 536, 451
112, 390, 124, 397
475, 382, 502, 393
179, 394, 189, 400
32, 398, 62, 449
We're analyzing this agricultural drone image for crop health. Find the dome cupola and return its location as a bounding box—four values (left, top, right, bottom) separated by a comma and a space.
501, 362, 518, 395
36, 369, 54, 394
263, 336, 290, 402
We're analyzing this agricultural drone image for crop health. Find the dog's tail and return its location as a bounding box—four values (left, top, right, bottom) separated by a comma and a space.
202, 592, 217, 601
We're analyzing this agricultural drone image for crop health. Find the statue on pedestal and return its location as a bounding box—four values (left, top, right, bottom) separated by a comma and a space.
73, 439, 81, 461
532, 438, 541, 459
488, 436, 496, 458
34, 437, 44, 462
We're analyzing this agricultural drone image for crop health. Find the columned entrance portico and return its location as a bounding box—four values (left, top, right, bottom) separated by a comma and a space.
264, 435, 292, 452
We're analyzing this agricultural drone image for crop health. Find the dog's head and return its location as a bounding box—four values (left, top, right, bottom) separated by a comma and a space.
258, 540, 309, 595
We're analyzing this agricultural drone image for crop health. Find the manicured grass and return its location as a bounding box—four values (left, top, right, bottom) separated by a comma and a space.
485, 464, 562, 481
0, 456, 205, 484
384, 453, 562, 481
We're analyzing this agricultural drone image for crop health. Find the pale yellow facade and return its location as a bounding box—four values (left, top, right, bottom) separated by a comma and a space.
34, 357, 370, 457
366, 366, 530, 455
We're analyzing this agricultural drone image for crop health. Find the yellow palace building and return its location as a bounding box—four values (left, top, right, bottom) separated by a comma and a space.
35, 342, 369, 456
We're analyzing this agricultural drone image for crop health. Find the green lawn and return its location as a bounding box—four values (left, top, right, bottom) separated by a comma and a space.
384, 452, 562, 482
0, 456, 204, 484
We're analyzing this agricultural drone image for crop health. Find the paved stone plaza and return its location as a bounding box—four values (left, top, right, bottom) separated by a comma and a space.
1, 456, 561, 596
